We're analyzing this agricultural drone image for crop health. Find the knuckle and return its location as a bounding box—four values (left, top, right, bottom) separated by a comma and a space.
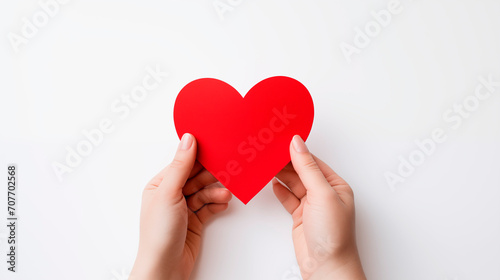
302, 158, 320, 171
208, 204, 217, 214
347, 186, 354, 197
324, 173, 338, 185
196, 191, 208, 206
169, 158, 185, 169
340, 184, 354, 197
203, 189, 213, 202
187, 197, 196, 211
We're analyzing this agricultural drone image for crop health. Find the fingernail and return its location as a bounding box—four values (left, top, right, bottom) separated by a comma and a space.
179, 133, 193, 150
292, 135, 309, 153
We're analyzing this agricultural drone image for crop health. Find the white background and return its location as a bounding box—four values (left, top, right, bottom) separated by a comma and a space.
1, 1, 500, 279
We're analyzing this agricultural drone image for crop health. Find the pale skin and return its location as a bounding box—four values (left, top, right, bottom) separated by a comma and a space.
130, 134, 366, 280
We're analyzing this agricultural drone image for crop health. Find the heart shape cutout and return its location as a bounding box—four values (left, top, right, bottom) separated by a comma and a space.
174, 76, 314, 204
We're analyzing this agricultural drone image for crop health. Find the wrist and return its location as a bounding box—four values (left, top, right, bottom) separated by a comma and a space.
308, 250, 366, 280
130, 253, 185, 280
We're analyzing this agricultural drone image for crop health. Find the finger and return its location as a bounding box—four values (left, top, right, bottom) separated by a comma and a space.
188, 161, 205, 179
311, 155, 348, 187
182, 169, 219, 196
272, 178, 300, 214
289, 135, 338, 197
144, 160, 204, 191
187, 209, 202, 232
275, 163, 307, 199
311, 155, 354, 204
158, 133, 197, 195
186, 187, 232, 212
196, 203, 229, 224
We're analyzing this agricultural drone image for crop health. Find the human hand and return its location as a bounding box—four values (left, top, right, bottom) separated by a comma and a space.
273, 135, 366, 280
130, 133, 233, 280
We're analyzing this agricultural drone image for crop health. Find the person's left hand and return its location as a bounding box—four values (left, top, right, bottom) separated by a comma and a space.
130, 133, 233, 280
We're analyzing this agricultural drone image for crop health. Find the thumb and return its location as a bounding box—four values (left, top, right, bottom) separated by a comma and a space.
290, 135, 333, 196
158, 133, 197, 196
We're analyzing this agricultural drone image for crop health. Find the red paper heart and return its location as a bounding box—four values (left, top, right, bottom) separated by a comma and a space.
174, 76, 314, 204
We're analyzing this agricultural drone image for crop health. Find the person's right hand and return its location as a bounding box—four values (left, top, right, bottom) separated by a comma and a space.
273, 135, 366, 280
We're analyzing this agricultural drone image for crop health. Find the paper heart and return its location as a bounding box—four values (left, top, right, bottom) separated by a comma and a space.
174, 76, 314, 204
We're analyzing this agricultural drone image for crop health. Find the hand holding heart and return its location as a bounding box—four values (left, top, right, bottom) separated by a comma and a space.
274, 136, 366, 280
130, 133, 232, 280
130, 134, 366, 280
